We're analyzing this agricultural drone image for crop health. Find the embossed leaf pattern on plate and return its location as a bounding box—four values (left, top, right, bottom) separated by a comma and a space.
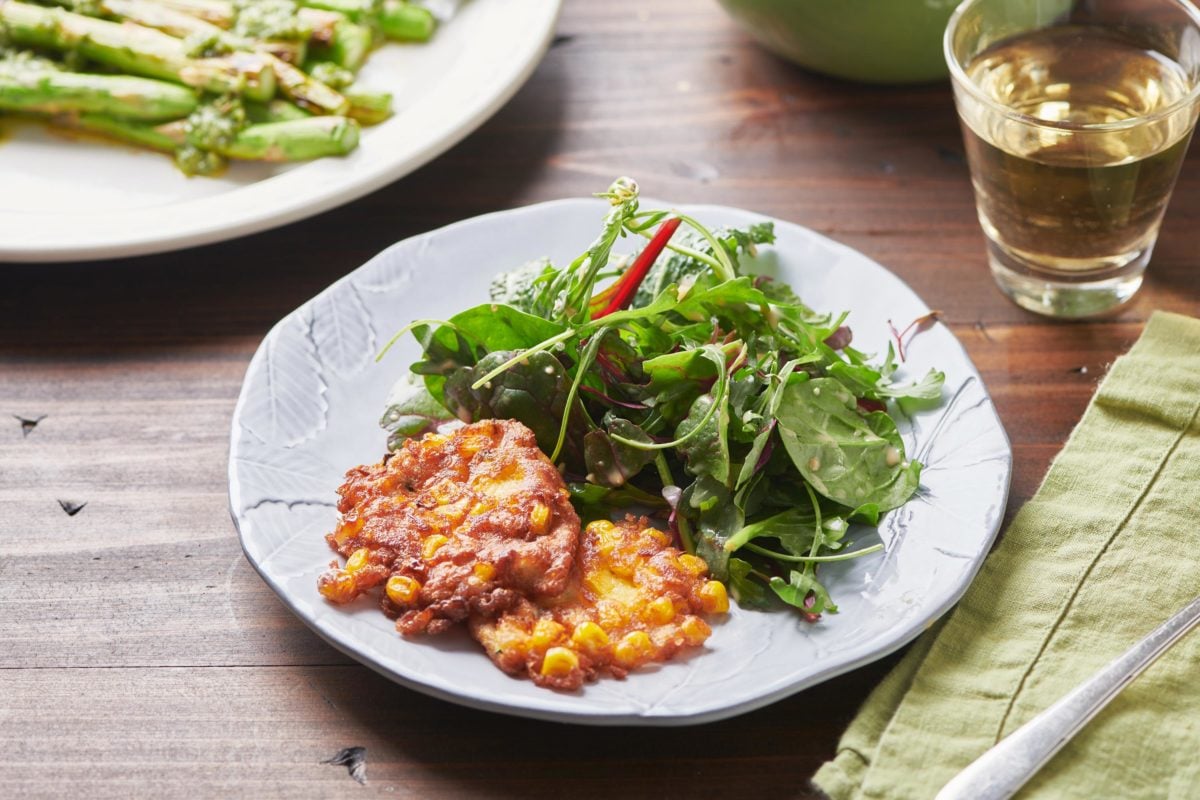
238, 310, 330, 449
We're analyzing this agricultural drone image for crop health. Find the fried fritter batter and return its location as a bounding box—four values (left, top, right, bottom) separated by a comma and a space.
318, 419, 579, 634
469, 516, 730, 691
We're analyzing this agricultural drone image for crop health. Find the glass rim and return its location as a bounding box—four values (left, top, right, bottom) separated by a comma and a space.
943, 0, 1200, 133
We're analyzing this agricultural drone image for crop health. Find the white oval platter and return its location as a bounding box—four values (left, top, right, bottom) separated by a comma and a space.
0, 0, 562, 262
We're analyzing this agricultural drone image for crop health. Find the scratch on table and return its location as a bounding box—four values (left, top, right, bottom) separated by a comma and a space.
57, 499, 86, 516
323, 746, 367, 785
13, 413, 46, 437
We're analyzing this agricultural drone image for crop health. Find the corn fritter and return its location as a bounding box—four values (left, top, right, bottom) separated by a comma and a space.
318, 419, 580, 634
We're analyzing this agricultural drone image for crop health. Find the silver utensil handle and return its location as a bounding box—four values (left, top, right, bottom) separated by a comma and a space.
936, 594, 1200, 800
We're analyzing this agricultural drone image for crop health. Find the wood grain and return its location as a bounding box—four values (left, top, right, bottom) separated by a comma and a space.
2, 0, 1199, 796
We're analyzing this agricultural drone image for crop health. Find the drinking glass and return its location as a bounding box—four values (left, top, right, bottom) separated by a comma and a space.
945, 0, 1200, 317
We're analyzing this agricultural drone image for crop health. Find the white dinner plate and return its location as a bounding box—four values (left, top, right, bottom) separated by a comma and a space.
0, 0, 561, 263
228, 198, 1013, 726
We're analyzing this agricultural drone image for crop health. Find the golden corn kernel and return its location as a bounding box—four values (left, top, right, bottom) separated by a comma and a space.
678, 554, 709, 576
540, 646, 579, 677
473, 562, 496, 582
422, 534, 449, 560
680, 615, 711, 646
570, 621, 610, 652
531, 618, 565, 650
318, 570, 358, 604
698, 580, 729, 614
529, 502, 551, 536
614, 631, 653, 667
333, 515, 365, 545
642, 527, 671, 546
587, 520, 616, 538
459, 434, 492, 455
345, 547, 371, 574
385, 575, 421, 606
644, 596, 677, 625
607, 558, 635, 579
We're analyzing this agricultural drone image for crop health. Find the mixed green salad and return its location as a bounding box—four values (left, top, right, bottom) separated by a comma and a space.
379, 178, 944, 619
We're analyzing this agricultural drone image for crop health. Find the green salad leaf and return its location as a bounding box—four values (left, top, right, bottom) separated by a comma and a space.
380, 374, 454, 449
775, 378, 922, 511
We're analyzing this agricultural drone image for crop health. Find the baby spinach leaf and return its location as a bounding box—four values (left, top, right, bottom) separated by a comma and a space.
676, 391, 730, 484
583, 417, 657, 487
442, 349, 584, 465
448, 303, 567, 353
489, 258, 557, 316
684, 475, 743, 581
380, 374, 455, 449
568, 481, 666, 509
775, 377, 921, 511
674, 346, 733, 484
643, 347, 719, 390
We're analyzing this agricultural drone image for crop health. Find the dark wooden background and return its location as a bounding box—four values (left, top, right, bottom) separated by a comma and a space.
3, 0, 1198, 797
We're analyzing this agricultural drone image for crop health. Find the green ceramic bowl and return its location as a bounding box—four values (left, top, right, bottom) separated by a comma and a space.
715, 0, 960, 84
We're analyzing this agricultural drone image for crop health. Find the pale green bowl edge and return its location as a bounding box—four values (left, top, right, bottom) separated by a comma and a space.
715, 0, 961, 85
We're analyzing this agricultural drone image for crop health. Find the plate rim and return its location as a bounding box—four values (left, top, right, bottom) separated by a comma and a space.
228, 197, 1013, 726
0, 0, 563, 263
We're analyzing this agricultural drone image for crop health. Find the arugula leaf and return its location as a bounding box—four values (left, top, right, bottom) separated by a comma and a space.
728, 557, 769, 607
777, 516, 848, 558
558, 178, 642, 323
770, 570, 838, 615
886, 368, 946, 400
828, 362, 946, 401
568, 481, 666, 509
671, 276, 770, 323
775, 377, 922, 511
632, 223, 776, 308
734, 360, 801, 488
724, 505, 818, 553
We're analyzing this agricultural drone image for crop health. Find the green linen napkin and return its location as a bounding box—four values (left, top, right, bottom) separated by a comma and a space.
815, 310, 1200, 800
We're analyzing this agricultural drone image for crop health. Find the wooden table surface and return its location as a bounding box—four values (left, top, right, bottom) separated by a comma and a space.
3, 1, 1199, 797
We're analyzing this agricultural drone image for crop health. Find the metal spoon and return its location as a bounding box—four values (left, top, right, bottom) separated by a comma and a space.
936, 594, 1200, 800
